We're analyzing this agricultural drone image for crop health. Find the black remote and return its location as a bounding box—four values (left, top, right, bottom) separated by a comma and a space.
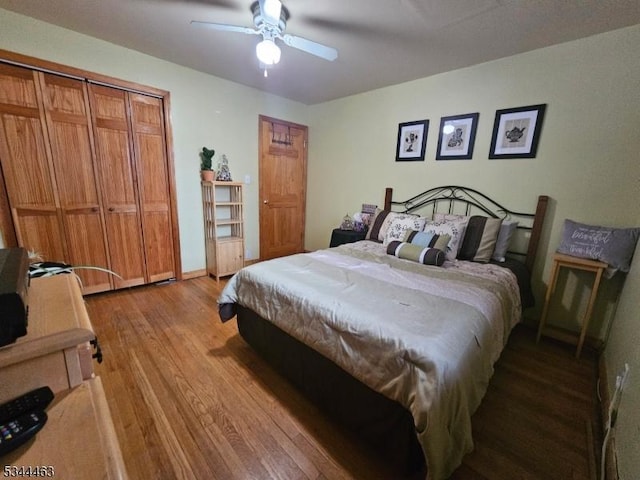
0, 410, 48, 456
0, 386, 54, 424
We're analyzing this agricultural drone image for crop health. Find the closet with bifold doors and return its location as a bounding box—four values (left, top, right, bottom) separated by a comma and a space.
0, 58, 180, 294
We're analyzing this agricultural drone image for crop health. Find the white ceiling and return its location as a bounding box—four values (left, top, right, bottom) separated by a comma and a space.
1, 0, 639, 105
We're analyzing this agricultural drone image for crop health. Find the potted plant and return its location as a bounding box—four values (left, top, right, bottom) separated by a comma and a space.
200, 147, 215, 181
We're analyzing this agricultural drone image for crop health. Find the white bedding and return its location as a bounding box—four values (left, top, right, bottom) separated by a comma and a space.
218, 241, 522, 479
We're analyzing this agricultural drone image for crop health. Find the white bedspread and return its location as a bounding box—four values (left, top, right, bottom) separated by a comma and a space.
218, 241, 521, 479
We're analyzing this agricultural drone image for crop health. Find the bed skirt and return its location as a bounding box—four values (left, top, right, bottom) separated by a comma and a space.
236, 305, 426, 477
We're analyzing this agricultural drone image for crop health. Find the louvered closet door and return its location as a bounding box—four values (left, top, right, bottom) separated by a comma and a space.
129, 93, 175, 282
0, 64, 67, 262
39, 73, 112, 294
88, 85, 146, 288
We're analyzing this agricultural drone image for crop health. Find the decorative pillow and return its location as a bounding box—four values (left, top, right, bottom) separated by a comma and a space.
386, 241, 446, 266
402, 230, 452, 252
492, 220, 519, 262
458, 216, 503, 263
422, 219, 468, 261
556, 219, 640, 275
383, 216, 428, 246
365, 209, 421, 243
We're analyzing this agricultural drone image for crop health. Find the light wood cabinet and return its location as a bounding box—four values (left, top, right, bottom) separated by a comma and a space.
3, 377, 129, 479
0, 60, 179, 293
0, 275, 128, 479
202, 181, 245, 281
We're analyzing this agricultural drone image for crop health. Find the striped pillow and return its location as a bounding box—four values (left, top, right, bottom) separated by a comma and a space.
402, 230, 451, 252
386, 241, 446, 266
458, 216, 503, 263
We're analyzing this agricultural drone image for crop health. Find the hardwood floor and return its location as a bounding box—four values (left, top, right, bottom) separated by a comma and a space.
85, 276, 602, 480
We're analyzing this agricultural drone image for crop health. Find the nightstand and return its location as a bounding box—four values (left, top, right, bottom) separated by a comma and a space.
330, 229, 367, 247
536, 253, 608, 358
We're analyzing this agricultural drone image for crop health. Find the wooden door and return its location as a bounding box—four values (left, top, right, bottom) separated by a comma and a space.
40, 73, 111, 293
258, 116, 307, 260
129, 93, 175, 283
88, 85, 146, 288
0, 64, 67, 262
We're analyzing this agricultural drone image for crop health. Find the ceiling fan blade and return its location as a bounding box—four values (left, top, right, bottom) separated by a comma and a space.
190, 20, 259, 36
281, 34, 338, 61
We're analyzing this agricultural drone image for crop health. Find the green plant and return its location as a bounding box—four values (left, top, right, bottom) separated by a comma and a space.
200, 147, 215, 171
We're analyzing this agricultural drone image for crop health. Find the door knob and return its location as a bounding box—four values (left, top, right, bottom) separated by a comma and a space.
263, 200, 269, 204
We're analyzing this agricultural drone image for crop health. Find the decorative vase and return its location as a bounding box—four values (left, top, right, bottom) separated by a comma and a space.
201, 170, 215, 182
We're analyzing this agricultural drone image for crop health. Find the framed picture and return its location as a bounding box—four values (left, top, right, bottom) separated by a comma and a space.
436, 113, 479, 160
489, 104, 546, 159
396, 120, 429, 161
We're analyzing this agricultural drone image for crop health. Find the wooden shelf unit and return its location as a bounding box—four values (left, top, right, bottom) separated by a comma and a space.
202, 181, 245, 281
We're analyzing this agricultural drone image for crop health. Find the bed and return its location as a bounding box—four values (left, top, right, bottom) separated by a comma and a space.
218, 185, 549, 479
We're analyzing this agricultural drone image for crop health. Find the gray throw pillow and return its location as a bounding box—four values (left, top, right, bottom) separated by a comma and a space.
556, 219, 640, 274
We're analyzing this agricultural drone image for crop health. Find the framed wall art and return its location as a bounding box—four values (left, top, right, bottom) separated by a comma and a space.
436, 113, 479, 160
489, 104, 546, 159
396, 120, 429, 161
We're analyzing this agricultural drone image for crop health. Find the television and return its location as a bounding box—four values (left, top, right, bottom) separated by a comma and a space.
0, 247, 30, 347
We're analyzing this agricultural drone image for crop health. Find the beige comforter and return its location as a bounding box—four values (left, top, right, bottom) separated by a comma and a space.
218, 241, 521, 479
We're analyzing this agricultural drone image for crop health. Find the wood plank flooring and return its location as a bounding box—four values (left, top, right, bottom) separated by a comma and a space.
85, 276, 602, 480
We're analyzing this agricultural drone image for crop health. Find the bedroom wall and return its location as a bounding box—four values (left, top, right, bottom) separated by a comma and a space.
306, 24, 640, 479
307, 24, 640, 336
0, 8, 308, 273
603, 237, 640, 479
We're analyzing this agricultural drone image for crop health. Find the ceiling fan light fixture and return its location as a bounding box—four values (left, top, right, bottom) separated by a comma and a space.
256, 38, 281, 65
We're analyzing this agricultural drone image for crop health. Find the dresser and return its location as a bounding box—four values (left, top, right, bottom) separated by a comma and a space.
0, 275, 98, 403
0, 275, 127, 478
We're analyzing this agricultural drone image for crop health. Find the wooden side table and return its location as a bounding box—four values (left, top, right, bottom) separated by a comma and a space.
536, 253, 608, 358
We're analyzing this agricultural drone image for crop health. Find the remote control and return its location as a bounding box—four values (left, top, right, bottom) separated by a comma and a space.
0, 386, 54, 424
0, 410, 48, 456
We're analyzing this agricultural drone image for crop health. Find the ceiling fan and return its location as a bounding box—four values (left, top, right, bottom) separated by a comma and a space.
191, 0, 338, 75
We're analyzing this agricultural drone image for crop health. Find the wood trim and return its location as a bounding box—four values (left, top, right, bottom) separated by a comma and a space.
0, 48, 169, 97
182, 269, 207, 280
163, 93, 182, 280
0, 165, 17, 247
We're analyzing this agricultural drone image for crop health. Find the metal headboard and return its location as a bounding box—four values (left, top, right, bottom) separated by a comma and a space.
384, 185, 549, 272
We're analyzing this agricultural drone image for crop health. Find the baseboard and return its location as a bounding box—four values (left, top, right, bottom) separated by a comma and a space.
538, 324, 604, 353
182, 269, 207, 280
183, 262, 261, 280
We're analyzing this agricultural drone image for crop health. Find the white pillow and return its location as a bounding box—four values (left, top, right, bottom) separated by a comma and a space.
422, 219, 468, 261
492, 220, 519, 262
383, 216, 428, 245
